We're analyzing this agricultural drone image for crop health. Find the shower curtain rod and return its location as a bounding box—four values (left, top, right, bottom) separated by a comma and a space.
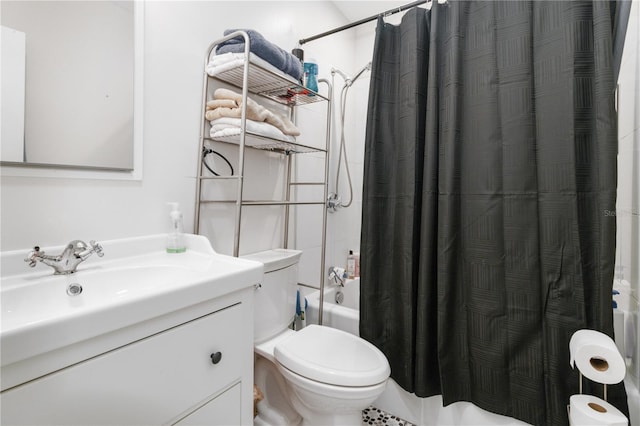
298, 0, 428, 45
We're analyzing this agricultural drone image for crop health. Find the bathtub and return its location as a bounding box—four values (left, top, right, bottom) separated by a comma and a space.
306, 278, 640, 426
306, 278, 360, 336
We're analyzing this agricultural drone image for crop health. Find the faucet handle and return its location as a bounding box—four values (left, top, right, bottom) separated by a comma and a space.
328, 266, 346, 286
90, 240, 104, 257
25, 246, 43, 267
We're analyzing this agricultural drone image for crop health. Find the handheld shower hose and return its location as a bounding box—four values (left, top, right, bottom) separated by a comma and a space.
329, 62, 372, 211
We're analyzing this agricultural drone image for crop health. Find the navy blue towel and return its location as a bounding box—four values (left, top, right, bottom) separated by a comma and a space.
216, 29, 303, 81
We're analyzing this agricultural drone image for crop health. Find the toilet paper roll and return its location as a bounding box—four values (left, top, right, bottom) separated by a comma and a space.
569, 394, 627, 426
569, 329, 626, 384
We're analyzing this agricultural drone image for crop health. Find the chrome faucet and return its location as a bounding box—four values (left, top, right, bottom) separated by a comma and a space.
25, 240, 104, 274
328, 266, 346, 287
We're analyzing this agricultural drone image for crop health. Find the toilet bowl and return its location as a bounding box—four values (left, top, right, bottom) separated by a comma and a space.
243, 249, 390, 426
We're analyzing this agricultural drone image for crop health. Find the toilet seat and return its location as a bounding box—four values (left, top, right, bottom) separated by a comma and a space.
274, 325, 390, 387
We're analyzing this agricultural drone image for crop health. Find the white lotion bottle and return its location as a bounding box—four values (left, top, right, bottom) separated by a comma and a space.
167, 202, 186, 253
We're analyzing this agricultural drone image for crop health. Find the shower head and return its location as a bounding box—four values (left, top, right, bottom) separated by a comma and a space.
350, 62, 372, 86
331, 62, 372, 88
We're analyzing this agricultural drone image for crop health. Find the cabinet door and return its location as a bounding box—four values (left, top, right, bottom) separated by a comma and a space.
1, 303, 249, 425
174, 383, 241, 426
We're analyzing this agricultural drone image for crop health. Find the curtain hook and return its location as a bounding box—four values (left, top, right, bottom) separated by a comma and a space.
382, 6, 406, 18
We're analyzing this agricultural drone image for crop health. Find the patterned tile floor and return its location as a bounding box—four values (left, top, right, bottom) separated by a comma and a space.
362, 406, 416, 426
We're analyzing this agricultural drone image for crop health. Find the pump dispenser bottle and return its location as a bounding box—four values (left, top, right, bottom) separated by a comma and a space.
167, 202, 186, 253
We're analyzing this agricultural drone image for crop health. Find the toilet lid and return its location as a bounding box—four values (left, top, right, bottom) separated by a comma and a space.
273, 325, 390, 387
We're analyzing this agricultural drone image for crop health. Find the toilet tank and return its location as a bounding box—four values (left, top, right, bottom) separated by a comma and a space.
241, 249, 302, 343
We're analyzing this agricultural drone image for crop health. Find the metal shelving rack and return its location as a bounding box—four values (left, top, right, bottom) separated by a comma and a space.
194, 32, 332, 301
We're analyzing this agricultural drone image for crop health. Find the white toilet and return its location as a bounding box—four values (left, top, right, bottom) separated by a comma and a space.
243, 249, 390, 426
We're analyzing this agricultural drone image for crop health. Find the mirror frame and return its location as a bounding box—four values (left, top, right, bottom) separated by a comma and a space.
0, 1, 144, 181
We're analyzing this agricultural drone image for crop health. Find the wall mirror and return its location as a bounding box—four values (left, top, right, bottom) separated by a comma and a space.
0, 1, 143, 180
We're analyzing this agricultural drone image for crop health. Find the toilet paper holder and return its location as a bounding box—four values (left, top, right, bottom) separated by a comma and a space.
569, 329, 626, 403
567, 330, 629, 424
567, 373, 611, 421
578, 371, 609, 402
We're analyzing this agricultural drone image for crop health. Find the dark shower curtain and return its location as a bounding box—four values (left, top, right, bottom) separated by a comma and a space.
360, 2, 628, 425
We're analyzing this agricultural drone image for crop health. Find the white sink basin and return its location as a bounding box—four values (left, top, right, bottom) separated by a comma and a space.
3, 265, 201, 330
0, 234, 263, 390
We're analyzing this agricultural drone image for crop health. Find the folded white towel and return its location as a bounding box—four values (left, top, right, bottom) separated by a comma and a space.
205, 88, 300, 136
206, 52, 246, 76
206, 52, 299, 86
209, 117, 296, 143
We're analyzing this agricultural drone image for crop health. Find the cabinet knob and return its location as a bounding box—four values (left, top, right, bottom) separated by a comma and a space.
210, 352, 222, 365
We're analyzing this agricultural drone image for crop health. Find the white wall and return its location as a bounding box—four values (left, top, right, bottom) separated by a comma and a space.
292, 12, 378, 288
0, 0, 358, 277
292, 3, 406, 289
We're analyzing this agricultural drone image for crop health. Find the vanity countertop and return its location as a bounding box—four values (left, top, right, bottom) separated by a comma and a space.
0, 234, 263, 390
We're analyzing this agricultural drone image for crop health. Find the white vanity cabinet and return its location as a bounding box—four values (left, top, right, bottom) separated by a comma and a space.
1, 289, 254, 425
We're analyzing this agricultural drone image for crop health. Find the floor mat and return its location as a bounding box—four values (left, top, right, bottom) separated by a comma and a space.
362, 406, 416, 426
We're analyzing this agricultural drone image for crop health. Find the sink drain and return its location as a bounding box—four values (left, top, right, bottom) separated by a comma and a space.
66, 283, 83, 296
